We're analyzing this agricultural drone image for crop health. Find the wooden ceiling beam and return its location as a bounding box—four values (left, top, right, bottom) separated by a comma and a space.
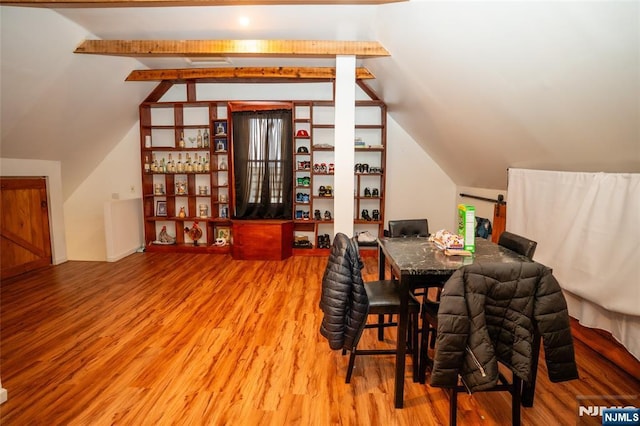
126, 66, 375, 82
1, 0, 405, 6
75, 40, 389, 58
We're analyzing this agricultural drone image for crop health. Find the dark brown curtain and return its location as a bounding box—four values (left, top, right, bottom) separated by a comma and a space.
232, 109, 293, 219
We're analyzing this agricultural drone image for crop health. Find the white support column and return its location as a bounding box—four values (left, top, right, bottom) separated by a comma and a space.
333, 55, 356, 237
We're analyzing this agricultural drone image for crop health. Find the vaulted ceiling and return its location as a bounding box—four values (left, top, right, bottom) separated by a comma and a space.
1, 1, 638, 198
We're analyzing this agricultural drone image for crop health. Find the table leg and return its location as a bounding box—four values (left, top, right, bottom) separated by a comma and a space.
378, 245, 386, 280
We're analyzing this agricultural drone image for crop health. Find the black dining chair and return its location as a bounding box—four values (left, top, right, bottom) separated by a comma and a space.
498, 231, 538, 260
319, 232, 421, 383
420, 232, 539, 383
387, 219, 430, 238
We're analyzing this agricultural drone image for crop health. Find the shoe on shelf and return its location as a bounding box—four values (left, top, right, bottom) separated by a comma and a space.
324, 210, 332, 220
357, 231, 377, 244
364, 187, 372, 197
372, 209, 380, 221
372, 188, 379, 197
314, 209, 322, 221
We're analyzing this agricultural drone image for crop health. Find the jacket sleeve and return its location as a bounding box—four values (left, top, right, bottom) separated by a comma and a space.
319, 237, 353, 350
342, 237, 370, 351
534, 267, 579, 382
430, 269, 470, 388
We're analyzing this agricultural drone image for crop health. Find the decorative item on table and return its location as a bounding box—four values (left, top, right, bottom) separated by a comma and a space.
176, 180, 187, 195
184, 220, 203, 246
457, 204, 476, 252
199, 204, 208, 218
178, 206, 187, 218
430, 229, 471, 256
153, 225, 176, 245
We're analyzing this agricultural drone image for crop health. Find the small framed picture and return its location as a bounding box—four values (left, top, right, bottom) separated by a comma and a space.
214, 226, 231, 246
215, 138, 227, 152
214, 120, 227, 137
217, 226, 231, 241
156, 200, 167, 217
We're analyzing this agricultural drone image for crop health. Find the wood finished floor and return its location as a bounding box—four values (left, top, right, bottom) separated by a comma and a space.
1, 252, 638, 425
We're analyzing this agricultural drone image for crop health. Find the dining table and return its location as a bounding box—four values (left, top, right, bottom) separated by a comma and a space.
376, 236, 533, 408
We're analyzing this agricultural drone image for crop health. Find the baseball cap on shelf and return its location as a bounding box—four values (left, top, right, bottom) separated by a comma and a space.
296, 129, 309, 137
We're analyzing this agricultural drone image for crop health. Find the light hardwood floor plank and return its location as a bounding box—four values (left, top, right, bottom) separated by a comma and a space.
1, 252, 638, 425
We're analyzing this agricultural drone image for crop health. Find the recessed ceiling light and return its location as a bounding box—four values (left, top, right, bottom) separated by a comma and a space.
184, 57, 233, 67
239, 16, 250, 27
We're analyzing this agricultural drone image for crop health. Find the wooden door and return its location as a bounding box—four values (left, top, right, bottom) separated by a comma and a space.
0, 177, 52, 280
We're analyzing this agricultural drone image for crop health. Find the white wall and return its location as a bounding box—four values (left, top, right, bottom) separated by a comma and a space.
64, 124, 141, 260
385, 116, 457, 233
0, 158, 67, 265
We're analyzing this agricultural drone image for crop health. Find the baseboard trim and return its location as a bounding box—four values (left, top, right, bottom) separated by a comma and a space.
571, 318, 640, 381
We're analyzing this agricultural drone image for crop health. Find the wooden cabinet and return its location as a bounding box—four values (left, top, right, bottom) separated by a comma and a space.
140, 100, 232, 253
231, 220, 294, 260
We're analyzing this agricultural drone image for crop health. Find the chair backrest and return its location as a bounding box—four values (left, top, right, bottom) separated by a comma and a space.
388, 219, 429, 238
498, 231, 537, 260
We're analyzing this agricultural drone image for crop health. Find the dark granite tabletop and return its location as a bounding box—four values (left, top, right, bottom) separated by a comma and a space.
378, 236, 531, 278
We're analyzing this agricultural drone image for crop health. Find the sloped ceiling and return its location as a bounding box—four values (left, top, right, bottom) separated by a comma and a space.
1, 1, 638, 197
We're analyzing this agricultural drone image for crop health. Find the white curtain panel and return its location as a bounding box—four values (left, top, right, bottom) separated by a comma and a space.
507, 168, 640, 359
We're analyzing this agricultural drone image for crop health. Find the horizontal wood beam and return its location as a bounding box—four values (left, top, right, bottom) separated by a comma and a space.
75, 40, 389, 58
126, 67, 375, 82
1, 0, 405, 6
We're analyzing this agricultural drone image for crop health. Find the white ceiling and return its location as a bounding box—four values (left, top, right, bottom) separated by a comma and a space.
1, 1, 638, 197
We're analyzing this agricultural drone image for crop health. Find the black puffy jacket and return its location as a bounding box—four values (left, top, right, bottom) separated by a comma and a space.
319, 233, 369, 351
430, 262, 579, 392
